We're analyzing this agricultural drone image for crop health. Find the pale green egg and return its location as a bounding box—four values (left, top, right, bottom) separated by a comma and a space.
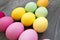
35, 7, 48, 17
25, 2, 37, 12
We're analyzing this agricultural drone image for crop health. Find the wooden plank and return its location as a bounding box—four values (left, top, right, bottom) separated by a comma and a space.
54, 3, 60, 40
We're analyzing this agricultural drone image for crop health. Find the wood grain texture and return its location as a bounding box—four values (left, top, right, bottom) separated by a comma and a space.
0, 0, 60, 40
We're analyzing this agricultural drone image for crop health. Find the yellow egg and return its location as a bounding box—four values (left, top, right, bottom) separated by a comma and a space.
11, 7, 25, 20
21, 12, 35, 27
37, 0, 49, 7
33, 17, 48, 33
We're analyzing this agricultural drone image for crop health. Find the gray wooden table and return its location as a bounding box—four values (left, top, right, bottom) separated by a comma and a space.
0, 0, 60, 40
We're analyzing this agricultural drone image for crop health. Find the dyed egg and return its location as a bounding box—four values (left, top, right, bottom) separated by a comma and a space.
33, 17, 48, 33
18, 29, 38, 40
11, 7, 25, 20
0, 16, 14, 32
21, 12, 35, 27
35, 7, 48, 17
43, 39, 50, 40
8, 39, 16, 40
25, 2, 37, 12
0, 11, 5, 18
6, 22, 24, 40
37, 0, 48, 7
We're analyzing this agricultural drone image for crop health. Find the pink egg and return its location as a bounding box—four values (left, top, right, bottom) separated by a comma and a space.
18, 29, 38, 40
0, 11, 5, 18
6, 22, 24, 40
8, 39, 16, 40
0, 16, 14, 32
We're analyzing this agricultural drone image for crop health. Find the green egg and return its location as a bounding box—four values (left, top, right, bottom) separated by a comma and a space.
35, 7, 48, 17
25, 2, 37, 12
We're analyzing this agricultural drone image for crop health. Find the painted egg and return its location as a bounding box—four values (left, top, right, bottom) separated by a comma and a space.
43, 39, 50, 40
0, 11, 5, 18
0, 16, 14, 32
37, 0, 49, 7
25, 2, 37, 12
35, 7, 48, 17
8, 39, 16, 40
18, 29, 38, 40
21, 12, 35, 27
6, 22, 24, 40
33, 17, 48, 33
11, 7, 25, 20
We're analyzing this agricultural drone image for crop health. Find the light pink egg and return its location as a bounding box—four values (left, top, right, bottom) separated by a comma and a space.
18, 29, 38, 40
43, 39, 50, 40
6, 22, 24, 40
0, 16, 14, 32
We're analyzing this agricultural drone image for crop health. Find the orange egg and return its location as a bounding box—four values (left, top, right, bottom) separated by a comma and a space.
37, 0, 49, 7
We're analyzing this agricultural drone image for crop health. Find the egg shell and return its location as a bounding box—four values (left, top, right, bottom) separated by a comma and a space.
43, 39, 50, 40
18, 29, 38, 40
35, 7, 48, 17
21, 12, 35, 27
6, 22, 24, 40
0, 16, 14, 32
37, 0, 48, 7
11, 7, 25, 20
0, 11, 5, 18
25, 2, 37, 12
8, 39, 16, 40
33, 17, 48, 33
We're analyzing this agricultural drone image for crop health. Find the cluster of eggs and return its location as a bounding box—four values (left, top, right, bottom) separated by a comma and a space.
0, 0, 49, 40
